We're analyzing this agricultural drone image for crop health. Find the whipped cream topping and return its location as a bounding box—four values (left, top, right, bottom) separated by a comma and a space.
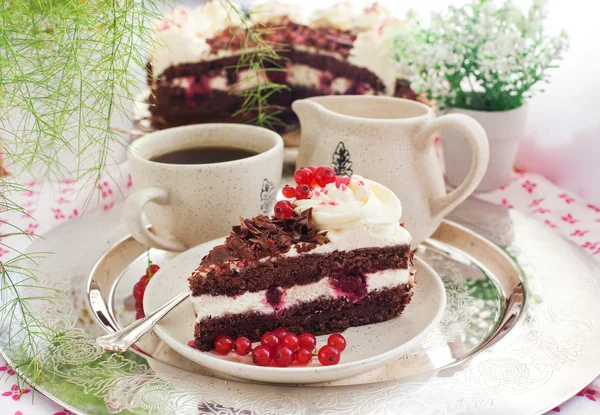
293, 175, 411, 251
149, 26, 211, 77
149, 0, 242, 76
310, 2, 357, 31
250, 1, 308, 25
349, 30, 397, 97
353, 3, 401, 32
187, 0, 242, 37
310, 2, 400, 33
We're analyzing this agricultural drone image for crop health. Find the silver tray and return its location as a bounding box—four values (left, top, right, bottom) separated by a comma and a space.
88, 218, 524, 386
2, 200, 600, 415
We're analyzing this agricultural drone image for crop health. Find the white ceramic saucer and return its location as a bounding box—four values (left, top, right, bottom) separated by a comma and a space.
144, 238, 446, 384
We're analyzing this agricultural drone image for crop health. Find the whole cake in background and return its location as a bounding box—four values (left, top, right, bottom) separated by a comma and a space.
147, 1, 417, 130
189, 166, 415, 351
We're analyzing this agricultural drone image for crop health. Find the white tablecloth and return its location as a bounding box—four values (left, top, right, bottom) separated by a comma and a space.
0, 164, 598, 414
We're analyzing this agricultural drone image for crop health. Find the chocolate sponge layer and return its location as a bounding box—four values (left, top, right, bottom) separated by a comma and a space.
189, 245, 412, 297
194, 283, 414, 351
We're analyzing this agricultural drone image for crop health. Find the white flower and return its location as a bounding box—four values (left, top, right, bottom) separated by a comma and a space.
391, 0, 567, 110
480, 1, 497, 18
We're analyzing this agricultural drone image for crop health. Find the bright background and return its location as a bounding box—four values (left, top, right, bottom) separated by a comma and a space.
234, 0, 600, 202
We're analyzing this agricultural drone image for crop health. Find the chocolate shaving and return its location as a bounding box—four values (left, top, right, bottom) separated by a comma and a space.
200, 209, 329, 268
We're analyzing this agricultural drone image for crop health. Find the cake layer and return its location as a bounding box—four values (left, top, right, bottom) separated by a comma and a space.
152, 22, 359, 79
147, 84, 343, 130
154, 51, 385, 92
148, 54, 387, 129
154, 64, 378, 99
189, 245, 412, 296
193, 283, 413, 351
191, 268, 412, 322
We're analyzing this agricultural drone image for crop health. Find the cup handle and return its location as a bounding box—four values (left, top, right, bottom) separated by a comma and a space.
420, 114, 490, 221
123, 187, 187, 252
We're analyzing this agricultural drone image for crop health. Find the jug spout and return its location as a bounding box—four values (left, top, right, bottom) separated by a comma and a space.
292, 99, 325, 126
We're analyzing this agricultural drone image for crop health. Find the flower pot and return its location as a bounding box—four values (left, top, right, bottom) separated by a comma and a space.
442, 105, 528, 192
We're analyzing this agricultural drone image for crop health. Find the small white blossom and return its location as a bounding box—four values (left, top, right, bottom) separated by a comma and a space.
392, 0, 568, 111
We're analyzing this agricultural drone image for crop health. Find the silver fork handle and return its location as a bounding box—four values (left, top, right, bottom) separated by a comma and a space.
96, 290, 189, 352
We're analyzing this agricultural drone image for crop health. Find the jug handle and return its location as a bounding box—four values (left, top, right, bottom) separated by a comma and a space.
418, 114, 490, 221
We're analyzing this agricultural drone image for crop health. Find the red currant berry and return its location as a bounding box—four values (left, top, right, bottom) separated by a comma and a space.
252, 345, 272, 366
318, 345, 341, 366
140, 274, 150, 284
187, 340, 197, 348
135, 300, 144, 313
273, 327, 289, 340
214, 335, 234, 355
314, 166, 336, 187
233, 337, 253, 356
307, 166, 317, 174
135, 311, 145, 320
298, 333, 317, 350
260, 332, 280, 350
334, 175, 351, 188
274, 200, 294, 218
147, 264, 160, 276
133, 281, 146, 301
274, 346, 295, 367
294, 168, 314, 186
295, 184, 312, 200
295, 348, 313, 365
282, 185, 296, 198
327, 333, 347, 351
281, 333, 300, 351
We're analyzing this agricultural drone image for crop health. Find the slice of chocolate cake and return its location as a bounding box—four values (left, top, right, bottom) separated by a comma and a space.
147, 1, 418, 130
190, 167, 415, 351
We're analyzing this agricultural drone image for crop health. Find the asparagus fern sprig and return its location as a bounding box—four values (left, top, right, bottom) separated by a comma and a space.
225, 1, 289, 129
0, 0, 161, 388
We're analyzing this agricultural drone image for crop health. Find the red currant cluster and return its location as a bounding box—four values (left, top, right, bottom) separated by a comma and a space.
274, 165, 351, 219
208, 328, 347, 367
133, 263, 160, 320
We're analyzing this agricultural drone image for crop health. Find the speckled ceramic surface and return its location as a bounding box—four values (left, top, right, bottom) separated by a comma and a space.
124, 124, 284, 251
143, 237, 446, 384
293, 96, 490, 246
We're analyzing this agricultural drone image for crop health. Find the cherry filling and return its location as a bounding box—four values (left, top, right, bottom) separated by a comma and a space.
265, 62, 290, 85
329, 268, 367, 302
184, 75, 212, 106
225, 68, 239, 86
318, 72, 333, 93
266, 69, 288, 85
345, 80, 371, 95
266, 286, 284, 309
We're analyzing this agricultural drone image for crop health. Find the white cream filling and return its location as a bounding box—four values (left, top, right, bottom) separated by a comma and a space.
166, 64, 363, 94
287, 64, 321, 89
191, 268, 412, 322
331, 77, 352, 94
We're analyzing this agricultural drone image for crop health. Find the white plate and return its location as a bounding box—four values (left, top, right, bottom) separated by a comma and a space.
144, 237, 446, 384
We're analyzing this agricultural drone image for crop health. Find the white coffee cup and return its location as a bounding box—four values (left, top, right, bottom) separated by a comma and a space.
124, 124, 284, 252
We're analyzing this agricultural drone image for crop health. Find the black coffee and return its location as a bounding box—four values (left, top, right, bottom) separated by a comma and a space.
151, 146, 258, 165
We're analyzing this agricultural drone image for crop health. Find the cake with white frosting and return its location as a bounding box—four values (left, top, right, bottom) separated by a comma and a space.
189, 167, 415, 351
147, 1, 417, 130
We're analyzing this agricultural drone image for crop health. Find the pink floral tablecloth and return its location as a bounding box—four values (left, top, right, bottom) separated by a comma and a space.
0, 165, 599, 415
